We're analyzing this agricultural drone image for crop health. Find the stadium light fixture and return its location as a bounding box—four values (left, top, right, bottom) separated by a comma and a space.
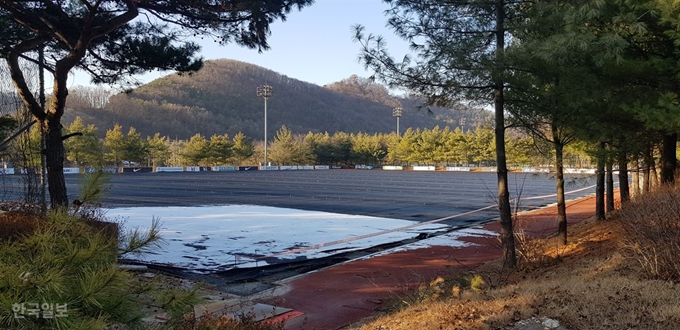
393, 106, 403, 136
257, 85, 272, 165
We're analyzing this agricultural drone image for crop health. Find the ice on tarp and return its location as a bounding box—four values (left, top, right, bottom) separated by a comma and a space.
374, 227, 499, 253
107, 204, 451, 272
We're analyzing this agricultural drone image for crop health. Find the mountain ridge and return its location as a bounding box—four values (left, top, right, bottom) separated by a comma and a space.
65, 59, 492, 139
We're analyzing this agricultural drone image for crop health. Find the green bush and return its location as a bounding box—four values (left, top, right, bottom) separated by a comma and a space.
0, 211, 146, 329
0, 170, 290, 329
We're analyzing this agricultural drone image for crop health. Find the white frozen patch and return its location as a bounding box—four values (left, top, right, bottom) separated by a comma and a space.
107, 205, 449, 272
364, 226, 499, 256
402, 227, 497, 249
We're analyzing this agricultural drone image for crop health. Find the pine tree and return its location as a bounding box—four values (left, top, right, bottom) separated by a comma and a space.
65, 117, 102, 167
146, 133, 171, 168
123, 127, 147, 164
355, 0, 519, 267
103, 124, 126, 167
232, 132, 254, 165
182, 134, 209, 166
207, 133, 233, 166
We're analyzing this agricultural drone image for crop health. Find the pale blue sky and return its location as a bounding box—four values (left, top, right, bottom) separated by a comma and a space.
72, 0, 411, 88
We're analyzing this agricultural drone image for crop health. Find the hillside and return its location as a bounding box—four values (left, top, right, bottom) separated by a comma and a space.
65, 59, 492, 139
352, 188, 680, 329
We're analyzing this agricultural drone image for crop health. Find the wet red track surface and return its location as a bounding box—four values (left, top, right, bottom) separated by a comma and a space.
261, 195, 598, 329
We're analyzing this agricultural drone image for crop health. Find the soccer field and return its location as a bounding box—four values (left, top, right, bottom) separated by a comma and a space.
65, 170, 596, 226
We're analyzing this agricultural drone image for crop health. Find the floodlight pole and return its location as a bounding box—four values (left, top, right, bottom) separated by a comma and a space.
393, 106, 403, 136
257, 85, 272, 165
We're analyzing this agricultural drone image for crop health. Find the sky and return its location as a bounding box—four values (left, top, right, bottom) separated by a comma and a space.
72, 0, 413, 89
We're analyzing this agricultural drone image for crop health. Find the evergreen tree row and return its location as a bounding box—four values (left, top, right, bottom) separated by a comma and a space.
21, 117, 592, 169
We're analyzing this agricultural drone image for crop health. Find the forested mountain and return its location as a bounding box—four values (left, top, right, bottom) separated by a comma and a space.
64, 59, 491, 139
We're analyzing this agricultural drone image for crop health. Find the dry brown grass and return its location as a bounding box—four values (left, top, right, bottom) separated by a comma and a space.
615, 185, 680, 281
0, 208, 118, 243
0, 210, 42, 241
175, 311, 286, 330
353, 190, 680, 330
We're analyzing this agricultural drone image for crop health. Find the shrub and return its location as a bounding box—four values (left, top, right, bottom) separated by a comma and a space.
0, 211, 144, 329
175, 311, 286, 330
396, 274, 484, 308
618, 185, 680, 281
1, 170, 295, 329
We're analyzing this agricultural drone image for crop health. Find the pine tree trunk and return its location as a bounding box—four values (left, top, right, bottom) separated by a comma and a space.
643, 166, 650, 193
661, 133, 677, 185
632, 160, 640, 197
43, 57, 77, 209
618, 150, 630, 204
606, 156, 614, 212
553, 129, 567, 245
596, 141, 605, 220
495, 0, 515, 268
651, 159, 659, 188
44, 119, 68, 208
643, 146, 652, 193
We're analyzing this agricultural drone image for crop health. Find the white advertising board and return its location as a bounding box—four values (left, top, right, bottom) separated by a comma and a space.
445, 167, 470, 172
565, 168, 596, 174
212, 166, 238, 171
156, 167, 184, 172
521, 168, 550, 173
63, 167, 80, 174
413, 166, 436, 171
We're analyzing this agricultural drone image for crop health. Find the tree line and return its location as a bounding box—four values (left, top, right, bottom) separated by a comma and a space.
5, 116, 594, 169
